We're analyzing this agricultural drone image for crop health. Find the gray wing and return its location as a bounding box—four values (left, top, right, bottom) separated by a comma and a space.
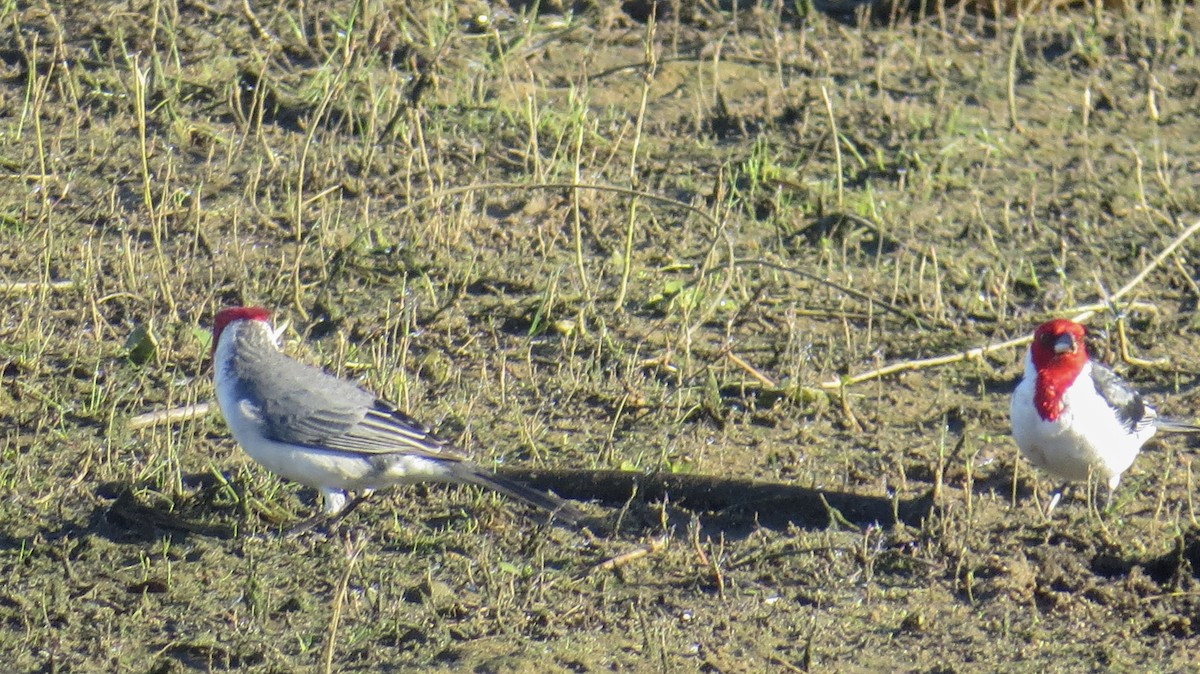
1090, 363, 1156, 434
236, 334, 463, 461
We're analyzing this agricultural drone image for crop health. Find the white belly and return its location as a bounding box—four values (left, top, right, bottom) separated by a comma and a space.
1010, 374, 1154, 488
218, 406, 454, 490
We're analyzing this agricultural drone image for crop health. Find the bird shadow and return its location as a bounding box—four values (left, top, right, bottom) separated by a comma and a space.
64, 468, 939, 547
39, 469, 1198, 589
1137, 527, 1200, 583
0, 475, 242, 572
76, 476, 243, 546
498, 467, 937, 539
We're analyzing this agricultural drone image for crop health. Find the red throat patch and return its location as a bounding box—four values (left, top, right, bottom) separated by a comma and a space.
1034, 371, 1079, 421
1028, 319, 1088, 422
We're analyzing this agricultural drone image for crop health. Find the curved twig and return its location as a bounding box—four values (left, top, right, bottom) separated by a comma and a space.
736, 258, 929, 327
818, 218, 1200, 389
402, 181, 721, 232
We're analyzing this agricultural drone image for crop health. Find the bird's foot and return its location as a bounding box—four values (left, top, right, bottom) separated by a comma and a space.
1045, 492, 1062, 515
1040, 485, 1067, 520
285, 492, 371, 537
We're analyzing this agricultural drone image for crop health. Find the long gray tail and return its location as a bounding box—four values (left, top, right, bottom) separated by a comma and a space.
1155, 418, 1200, 434
454, 466, 584, 524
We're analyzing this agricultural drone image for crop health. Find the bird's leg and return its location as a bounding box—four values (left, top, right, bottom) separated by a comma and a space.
285, 511, 333, 537
1044, 483, 1068, 517
323, 491, 372, 528
1093, 482, 1119, 545
285, 491, 373, 537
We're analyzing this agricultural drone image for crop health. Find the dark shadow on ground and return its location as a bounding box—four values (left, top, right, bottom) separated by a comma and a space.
1133, 527, 1200, 583
84, 477, 240, 544
498, 467, 937, 533
75, 469, 935, 546
73, 469, 1200, 591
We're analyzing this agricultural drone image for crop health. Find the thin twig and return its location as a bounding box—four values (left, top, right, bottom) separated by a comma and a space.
323, 535, 366, 674
818, 217, 1200, 389
1078, 217, 1200, 321
1116, 318, 1169, 368
0, 173, 61, 181
411, 183, 927, 329
725, 351, 776, 388
1093, 274, 1169, 368
737, 258, 929, 327
1172, 254, 1200, 300
590, 536, 667, 574
820, 334, 1033, 390
615, 14, 657, 311
1, 280, 74, 294
404, 181, 720, 232
1006, 17, 1025, 132
820, 84, 844, 208
241, 0, 275, 42
767, 655, 807, 674
838, 384, 866, 433
128, 402, 212, 430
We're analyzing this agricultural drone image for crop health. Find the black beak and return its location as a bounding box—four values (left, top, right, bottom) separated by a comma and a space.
1053, 333, 1077, 354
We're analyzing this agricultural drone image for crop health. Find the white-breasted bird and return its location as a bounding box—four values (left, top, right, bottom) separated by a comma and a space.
1010, 318, 1200, 511
211, 306, 580, 524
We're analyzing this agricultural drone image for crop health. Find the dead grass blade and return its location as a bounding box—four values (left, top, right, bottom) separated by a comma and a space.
128, 402, 212, 430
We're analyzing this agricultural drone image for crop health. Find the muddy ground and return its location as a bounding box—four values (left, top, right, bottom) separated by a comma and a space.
3, 0, 1200, 671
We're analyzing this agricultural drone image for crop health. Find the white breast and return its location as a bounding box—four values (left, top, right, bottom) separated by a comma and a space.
1010, 357, 1155, 489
